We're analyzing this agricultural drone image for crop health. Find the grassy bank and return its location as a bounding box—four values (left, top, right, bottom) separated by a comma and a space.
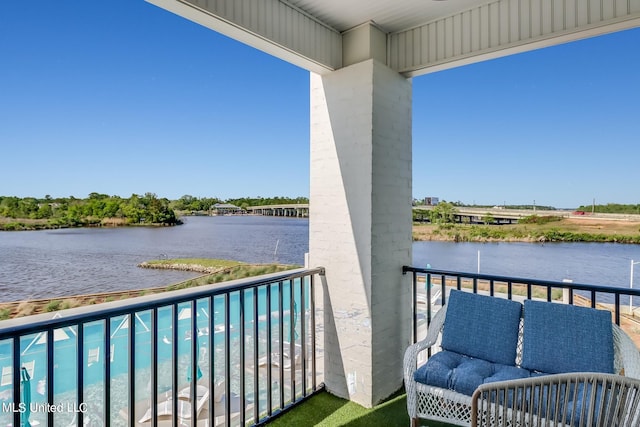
4, 214, 640, 244
0, 259, 298, 320
413, 218, 640, 244
0, 216, 178, 231
138, 258, 244, 273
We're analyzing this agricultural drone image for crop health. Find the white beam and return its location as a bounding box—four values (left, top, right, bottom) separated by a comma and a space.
146, 0, 342, 74
342, 22, 388, 67
390, 0, 640, 77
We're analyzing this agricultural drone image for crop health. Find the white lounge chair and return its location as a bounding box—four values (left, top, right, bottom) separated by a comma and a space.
258, 341, 304, 370
0, 361, 36, 388
138, 384, 210, 424
258, 350, 301, 370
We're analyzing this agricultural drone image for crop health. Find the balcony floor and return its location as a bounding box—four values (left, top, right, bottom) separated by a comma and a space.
265, 389, 456, 426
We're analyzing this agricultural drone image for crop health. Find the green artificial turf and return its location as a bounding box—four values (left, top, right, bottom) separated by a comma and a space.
265, 390, 454, 426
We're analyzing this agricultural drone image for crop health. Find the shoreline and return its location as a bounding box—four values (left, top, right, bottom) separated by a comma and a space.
0, 261, 297, 320
3, 213, 640, 244
4, 215, 639, 244
138, 261, 238, 274
0, 219, 180, 231
412, 218, 640, 244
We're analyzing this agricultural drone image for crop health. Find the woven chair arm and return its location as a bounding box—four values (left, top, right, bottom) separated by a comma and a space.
471, 372, 640, 427
403, 305, 447, 379
613, 323, 640, 379
403, 304, 447, 419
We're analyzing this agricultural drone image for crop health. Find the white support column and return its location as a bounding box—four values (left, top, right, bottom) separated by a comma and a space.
309, 56, 413, 407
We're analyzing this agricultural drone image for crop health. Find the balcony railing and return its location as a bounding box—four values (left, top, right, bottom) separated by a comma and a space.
403, 266, 640, 347
0, 267, 325, 427
8, 264, 638, 426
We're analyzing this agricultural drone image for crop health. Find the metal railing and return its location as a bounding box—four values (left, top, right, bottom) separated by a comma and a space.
403, 266, 640, 345
0, 267, 325, 427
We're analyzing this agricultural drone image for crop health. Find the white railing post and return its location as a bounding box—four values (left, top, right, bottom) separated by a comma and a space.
630, 260, 640, 315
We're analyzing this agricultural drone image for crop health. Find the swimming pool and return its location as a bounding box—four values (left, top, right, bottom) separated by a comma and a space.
0, 277, 309, 426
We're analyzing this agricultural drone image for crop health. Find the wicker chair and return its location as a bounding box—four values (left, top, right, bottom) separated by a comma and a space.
471, 372, 640, 426
403, 297, 640, 427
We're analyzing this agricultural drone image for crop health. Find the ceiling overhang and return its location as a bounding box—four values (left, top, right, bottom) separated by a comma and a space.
147, 0, 342, 74
147, 0, 640, 77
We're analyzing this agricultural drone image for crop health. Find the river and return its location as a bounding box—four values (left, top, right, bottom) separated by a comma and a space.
1, 215, 639, 302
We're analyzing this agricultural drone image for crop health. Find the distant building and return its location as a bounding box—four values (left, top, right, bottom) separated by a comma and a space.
424, 197, 439, 206
210, 203, 242, 215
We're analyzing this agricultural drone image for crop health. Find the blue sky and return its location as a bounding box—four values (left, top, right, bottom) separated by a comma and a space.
1, 1, 638, 209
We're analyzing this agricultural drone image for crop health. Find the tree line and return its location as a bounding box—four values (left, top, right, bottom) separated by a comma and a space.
575, 203, 640, 215
0, 193, 179, 229
0, 194, 310, 230
172, 195, 309, 212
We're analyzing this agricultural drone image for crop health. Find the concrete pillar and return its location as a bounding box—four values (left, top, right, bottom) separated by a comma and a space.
309, 51, 413, 406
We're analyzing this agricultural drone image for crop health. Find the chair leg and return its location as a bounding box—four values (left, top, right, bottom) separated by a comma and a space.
411, 417, 419, 427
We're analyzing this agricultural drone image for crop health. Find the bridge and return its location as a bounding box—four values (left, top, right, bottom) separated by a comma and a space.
244, 204, 640, 223
413, 206, 640, 224
246, 204, 309, 218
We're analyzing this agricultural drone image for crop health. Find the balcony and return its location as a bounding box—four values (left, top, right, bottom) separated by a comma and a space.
0, 268, 324, 427
0, 266, 638, 426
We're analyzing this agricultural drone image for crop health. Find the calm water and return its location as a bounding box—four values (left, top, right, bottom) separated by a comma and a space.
2, 217, 639, 426
0, 216, 308, 301
1, 215, 640, 301
414, 241, 640, 289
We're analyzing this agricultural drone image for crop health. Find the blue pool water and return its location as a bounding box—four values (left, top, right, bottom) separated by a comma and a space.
0, 279, 305, 402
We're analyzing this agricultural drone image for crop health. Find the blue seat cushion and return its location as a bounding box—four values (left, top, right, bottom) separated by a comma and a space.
528, 379, 570, 419
565, 383, 606, 426
441, 290, 522, 365
521, 300, 614, 374
414, 350, 532, 397
529, 381, 605, 426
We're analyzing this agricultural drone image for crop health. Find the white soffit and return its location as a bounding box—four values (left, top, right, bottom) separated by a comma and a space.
286, 0, 484, 33
148, 0, 640, 77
